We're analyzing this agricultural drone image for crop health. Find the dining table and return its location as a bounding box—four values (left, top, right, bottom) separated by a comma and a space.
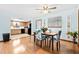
42, 32, 57, 50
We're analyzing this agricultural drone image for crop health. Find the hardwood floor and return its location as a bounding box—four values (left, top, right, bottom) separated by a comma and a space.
0, 36, 79, 54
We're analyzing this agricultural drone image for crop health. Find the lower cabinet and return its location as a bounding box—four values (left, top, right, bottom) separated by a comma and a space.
11, 29, 21, 35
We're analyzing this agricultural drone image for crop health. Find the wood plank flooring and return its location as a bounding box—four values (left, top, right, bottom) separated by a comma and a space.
0, 36, 79, 54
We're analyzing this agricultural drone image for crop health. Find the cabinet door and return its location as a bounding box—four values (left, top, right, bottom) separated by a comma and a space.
11, 29, 21, 35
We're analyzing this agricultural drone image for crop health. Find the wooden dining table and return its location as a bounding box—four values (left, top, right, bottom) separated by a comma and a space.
42, 32, 57, 50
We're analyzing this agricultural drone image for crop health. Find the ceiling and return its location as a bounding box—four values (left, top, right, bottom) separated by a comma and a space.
0, 4, 79, 19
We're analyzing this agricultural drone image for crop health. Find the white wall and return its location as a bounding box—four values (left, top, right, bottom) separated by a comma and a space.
0, 11, 10, 41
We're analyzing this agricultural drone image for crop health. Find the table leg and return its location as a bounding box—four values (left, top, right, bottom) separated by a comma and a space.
47, 38, 48, 47
52, 36, 54, 50
49, 40, 51, 48
45, 39, 46, 46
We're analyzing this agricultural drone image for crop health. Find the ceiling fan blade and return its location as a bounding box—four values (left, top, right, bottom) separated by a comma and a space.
48, 7, 56, 9
36, 9, 43, 10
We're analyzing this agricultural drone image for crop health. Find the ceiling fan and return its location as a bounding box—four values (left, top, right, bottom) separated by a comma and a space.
36, 4, 56, 13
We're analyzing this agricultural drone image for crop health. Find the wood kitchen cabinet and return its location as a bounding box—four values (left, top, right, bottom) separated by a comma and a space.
11, 29, 21, 35
10, 19, 30, 35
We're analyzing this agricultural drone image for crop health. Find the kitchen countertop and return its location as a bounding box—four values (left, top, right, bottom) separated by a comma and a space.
10, 27, 25, 29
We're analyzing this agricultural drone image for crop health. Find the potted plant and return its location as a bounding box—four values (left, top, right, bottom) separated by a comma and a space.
67, 31, 78, 43
41, 27, 48, 32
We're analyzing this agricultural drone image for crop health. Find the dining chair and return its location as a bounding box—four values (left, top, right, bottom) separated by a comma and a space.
49, 31, 61, 51
34, 30, 47, 47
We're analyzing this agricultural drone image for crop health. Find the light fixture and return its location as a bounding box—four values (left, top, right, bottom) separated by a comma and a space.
36, 4, 56, 14
42, 4, 49, 14
43, 10, 48, 14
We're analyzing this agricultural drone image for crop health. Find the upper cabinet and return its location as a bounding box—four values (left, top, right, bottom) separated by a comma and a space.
10, 19, 30, 29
